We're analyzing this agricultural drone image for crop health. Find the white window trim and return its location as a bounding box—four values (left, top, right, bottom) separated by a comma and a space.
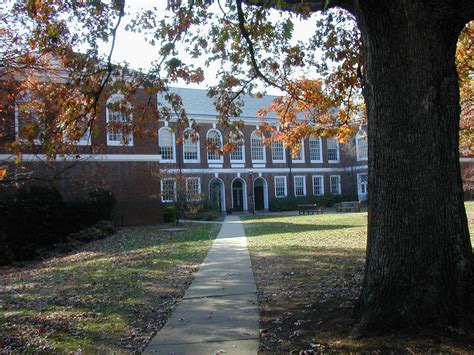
312, 175, 324, 196
106, 94, 133, 146
186, 177, 201, 201
274, 175, 287, 198
158, 126, 176, 163
183, 129, 200, 163
206, 128, 224, 163
294, 175, 306, 197
292, 140, 305, 163
309, 137, 323, 163
271, 140, 286, 163
161, 178, 176, 202
251, 131, 266, 163
230, 131, 246, 163
327, 138, 340, 163
330, 175, 342, 195
356, 132, 368, 161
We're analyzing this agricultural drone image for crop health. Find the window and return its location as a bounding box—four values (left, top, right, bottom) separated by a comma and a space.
294, 176, 306, 196
183, 129, 199, 162
330, 175, 341, 195
327, 138, 340, 162
356, 132, 368, 161
159, 127, 175, 161
186, 177, 201, 201
292, 140, 305, 163
15, 93, 42, 144
251, 131, 265, 162
207, 129, 223, 162
274, 176, 287, 198
229, 132, 245, 162
271, 140, 285, 162
161, 179, 176, 202
312, 175, 324, 196
309, 137, 322, 162
106, 94, 133, 146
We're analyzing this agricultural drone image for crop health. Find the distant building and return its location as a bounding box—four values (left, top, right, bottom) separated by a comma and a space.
1, 87, 472, 224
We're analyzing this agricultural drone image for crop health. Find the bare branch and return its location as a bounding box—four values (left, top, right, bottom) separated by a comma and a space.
243, 0, 355, 15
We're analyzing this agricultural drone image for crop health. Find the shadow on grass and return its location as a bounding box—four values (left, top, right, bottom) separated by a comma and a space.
250, 246, 474, 353
243, 222, 360, 238
0, 223, 220, 353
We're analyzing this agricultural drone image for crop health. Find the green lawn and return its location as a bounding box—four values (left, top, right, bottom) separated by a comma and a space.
243, 203, 474, 353
0, 223, 220, 353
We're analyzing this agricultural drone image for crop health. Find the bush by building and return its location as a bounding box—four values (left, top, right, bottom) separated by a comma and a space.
0, 186, 117, 265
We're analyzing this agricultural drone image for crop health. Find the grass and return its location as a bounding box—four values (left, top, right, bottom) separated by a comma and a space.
0, 222, 220, 353
243, 203, 474, 353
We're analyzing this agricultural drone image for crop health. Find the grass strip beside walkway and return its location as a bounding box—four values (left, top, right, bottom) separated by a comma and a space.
0, 223, 220, 353
243, 204, 474, 353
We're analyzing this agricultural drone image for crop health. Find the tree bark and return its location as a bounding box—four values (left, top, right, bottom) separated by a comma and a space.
352, 1, 474, 333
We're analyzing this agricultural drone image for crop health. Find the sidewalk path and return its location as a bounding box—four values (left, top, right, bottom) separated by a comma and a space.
144, 215, 259, 354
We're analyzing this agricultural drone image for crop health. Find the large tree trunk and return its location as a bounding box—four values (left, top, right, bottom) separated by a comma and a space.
352, 2, 473, 333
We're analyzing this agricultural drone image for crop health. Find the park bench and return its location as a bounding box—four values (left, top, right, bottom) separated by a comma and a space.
298, 204, 324, 215
335, 201, 361, 212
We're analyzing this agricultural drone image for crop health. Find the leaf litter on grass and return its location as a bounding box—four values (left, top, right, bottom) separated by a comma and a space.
243, 210, 474, 353
0, 223, 219, 353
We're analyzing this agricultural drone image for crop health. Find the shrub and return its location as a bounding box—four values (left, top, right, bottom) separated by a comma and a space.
0, 186, 118, 264
88, 188, 117, 220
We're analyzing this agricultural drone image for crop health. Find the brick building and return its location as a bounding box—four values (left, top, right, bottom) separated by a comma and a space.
1, 86, 472, 223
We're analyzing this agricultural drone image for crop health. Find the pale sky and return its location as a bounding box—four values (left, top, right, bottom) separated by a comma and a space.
106, 0, 321, 95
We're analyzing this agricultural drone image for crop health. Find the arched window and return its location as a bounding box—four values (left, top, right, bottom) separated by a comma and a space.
206, 129, 223, 162
229, 131, 245, 162
106, 94, 133, 146
251, 131, 265, 162
356, 131, 368, 161
183, 128, 200, 162
159, 127, 176, 162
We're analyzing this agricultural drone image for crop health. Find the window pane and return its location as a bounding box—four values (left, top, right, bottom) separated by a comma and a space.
162, 179, 176, 202
330, 175, 341, 195
313, 176, 323, 195
309, 137, 321, 161
275, 176, 286, 197
186, 177, 200, 201
294, 176, 305, 196
327, 138, 339, 162
271, 140, 284, 161
251, 132, 264, 161
230, 134, 244, 161
207, 130, 222, 161
357, 135, 368, 160
184, 131, 199, 161
159, 128, 174, 160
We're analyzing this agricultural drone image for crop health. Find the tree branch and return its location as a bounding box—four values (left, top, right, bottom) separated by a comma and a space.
243, 0, 355, 15
235, 0, 287, 93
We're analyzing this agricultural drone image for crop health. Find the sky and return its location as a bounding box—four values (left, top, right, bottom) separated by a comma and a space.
106, 0, 321, 95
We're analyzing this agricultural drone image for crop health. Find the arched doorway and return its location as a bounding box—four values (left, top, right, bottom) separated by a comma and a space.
253, 177, 268, 211
209, 178, 225, 212
231, 178, 247, 212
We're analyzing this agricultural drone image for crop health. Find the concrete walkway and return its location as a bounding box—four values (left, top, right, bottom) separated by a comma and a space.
144, 215, 259, 354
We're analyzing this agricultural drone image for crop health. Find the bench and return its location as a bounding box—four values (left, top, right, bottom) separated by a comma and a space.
298, 204, 324, 215
335, 201, 361, 212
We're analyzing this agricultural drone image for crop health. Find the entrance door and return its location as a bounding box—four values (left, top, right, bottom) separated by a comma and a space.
232, 179, 244, 211
357, 173, 368, 202
254, 178, 265, 211
210, 179, 223, 211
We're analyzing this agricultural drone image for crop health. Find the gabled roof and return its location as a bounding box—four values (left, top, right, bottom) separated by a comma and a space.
157, 87, 278, 121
